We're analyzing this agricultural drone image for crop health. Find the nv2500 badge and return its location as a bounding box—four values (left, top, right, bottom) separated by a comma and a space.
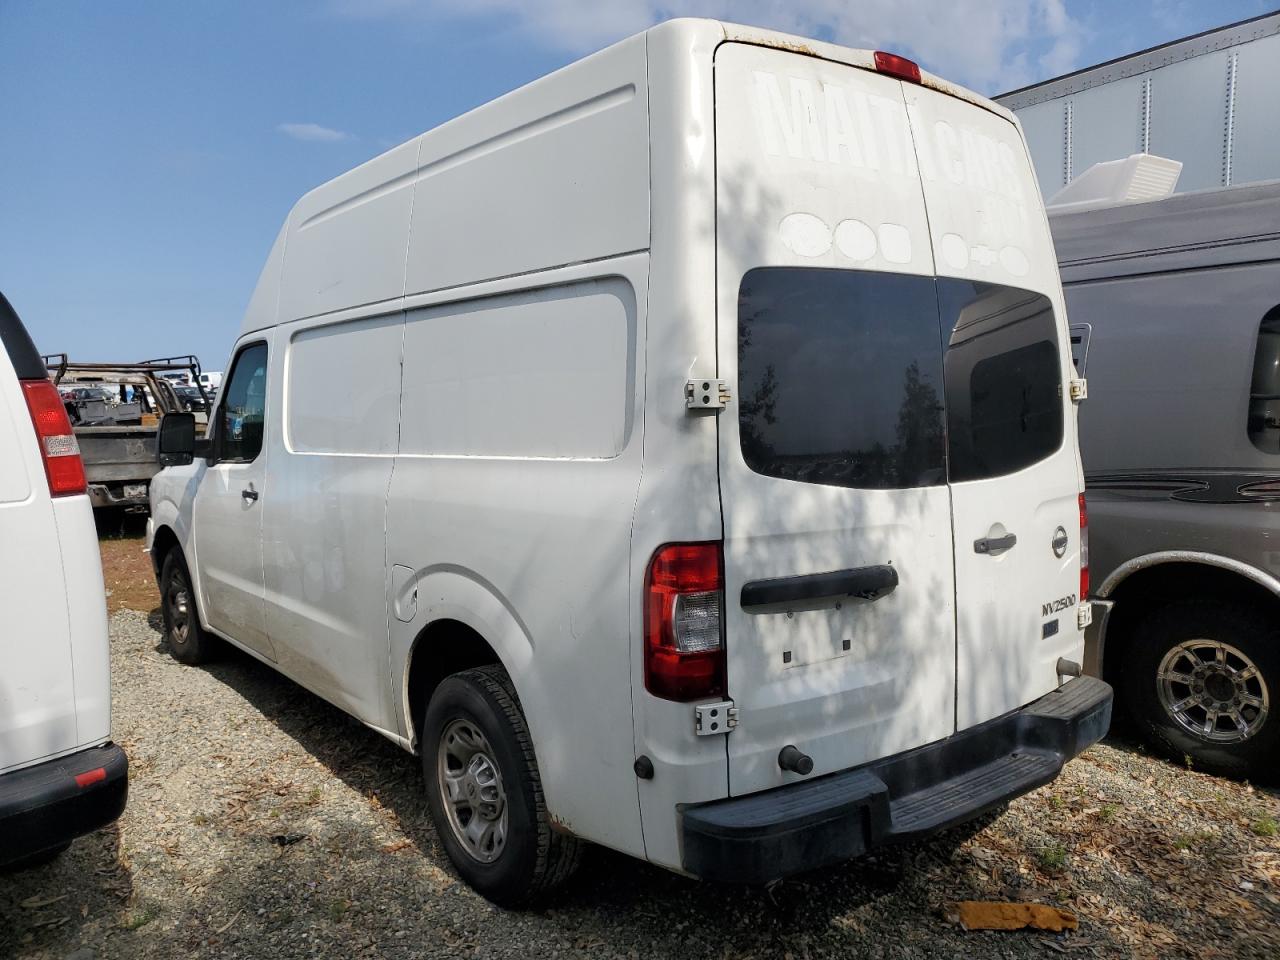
1043, 593, 1078, 617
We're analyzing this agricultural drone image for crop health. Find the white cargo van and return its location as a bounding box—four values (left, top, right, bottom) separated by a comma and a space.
148, 19, 1110, 904
0, 292, 128, 869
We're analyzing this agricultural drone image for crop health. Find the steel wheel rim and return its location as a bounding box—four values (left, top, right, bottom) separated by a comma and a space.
166, 572, 191, 644
1157, 639, 1269, 744
436, 718, 508, 863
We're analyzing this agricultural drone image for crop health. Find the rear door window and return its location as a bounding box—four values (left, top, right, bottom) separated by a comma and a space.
939, 280, 1062, 483
737, 269, 1062, 488
737, 267, 945, 489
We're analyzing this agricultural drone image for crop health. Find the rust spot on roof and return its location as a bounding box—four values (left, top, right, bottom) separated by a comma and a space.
760, 38, 818, 57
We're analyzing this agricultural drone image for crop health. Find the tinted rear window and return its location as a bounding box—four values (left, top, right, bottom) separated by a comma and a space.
938, 279, 1063, 483
737, 268, 945, 489
737, 269, 1062, 489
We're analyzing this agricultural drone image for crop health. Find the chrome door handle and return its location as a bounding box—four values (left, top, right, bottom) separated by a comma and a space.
973, 533, 1016, 554
241, 486, 259, 502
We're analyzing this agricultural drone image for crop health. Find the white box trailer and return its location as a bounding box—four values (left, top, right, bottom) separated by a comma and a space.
149, 19, 1108, 903
998, 11, 1280, 198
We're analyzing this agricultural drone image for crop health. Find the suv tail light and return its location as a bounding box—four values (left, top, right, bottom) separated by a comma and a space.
644, 542, 725, 702
873, 51, 922, 84
20, 379, 87, 497
1079, 492, 1090, 599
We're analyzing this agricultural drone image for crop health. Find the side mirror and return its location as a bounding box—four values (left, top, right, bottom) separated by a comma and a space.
158, 412, 196, 466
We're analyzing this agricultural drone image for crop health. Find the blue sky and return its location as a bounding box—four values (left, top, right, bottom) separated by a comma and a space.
0, 0, 1269, 371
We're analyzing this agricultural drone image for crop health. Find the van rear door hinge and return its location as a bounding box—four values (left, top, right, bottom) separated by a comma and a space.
1069, 378, 1088, 402
686, 378, 731, 411
694, 700, 737, 736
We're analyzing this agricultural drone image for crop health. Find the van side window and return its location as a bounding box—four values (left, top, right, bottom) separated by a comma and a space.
216, 342, 268, 463
938, 280, 1062, 483
1249, 307, 1280, 454
737, 267, 945, 489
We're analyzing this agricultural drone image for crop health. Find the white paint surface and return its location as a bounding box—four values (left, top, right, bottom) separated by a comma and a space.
0, 335, 111, 776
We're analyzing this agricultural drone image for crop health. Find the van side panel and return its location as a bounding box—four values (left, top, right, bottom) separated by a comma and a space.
1070, 264, 1280, 474
52, 497, 112, 748
260, 312, 406, 731
279, 139, 420, 324
387, 255, 649, 860
1062, 260, 1280, 591
404, 34, 649, 297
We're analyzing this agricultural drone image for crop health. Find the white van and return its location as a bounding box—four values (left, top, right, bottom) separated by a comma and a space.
0, 292, 128, 869
148, 19, 1110, 904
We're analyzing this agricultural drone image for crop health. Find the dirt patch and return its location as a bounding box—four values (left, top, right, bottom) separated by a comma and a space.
95, 512, 157, 616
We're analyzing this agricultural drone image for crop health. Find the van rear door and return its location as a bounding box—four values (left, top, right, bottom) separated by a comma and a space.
903, 84, 1084, 729
714, 44, 1084, 796
0, 296, 80, 773
714, 43, 957, 797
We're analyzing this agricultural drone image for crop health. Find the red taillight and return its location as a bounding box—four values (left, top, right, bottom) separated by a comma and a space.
1079, 492, 1090, 599
644, 542, 725, 702
873, 50, 922, 84
20, 379, 87, 497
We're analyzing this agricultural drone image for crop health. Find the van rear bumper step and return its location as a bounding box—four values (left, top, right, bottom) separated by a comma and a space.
679, 675, 1112, 883
0, 743, 128, 866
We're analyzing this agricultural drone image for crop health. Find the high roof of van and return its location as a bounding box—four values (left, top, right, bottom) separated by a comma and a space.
240, 18, 1015, 340
1049, 178, 1280, 280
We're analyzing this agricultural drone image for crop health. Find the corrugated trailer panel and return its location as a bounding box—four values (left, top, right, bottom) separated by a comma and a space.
999, 13, 1280, 197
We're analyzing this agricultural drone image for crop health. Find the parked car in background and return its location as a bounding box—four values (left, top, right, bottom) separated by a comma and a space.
175, 384, 209, 414
1052, 177, 1280, 781
148, 19, 1110, 904
198, 371, 222, 394
0, 291, 128, 869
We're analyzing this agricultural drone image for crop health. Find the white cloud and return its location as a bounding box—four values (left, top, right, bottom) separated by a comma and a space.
278, 122, 353, 143
330, 0, 1092, 93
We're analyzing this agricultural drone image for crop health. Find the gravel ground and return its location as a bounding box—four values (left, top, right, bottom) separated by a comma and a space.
3, 589, 1278, 958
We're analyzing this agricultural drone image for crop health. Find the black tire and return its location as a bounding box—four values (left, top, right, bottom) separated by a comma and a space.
159, 548, 215, 665
1121, 600, 1279, 783
2, 842, 71, 873
422, 664, 581, 906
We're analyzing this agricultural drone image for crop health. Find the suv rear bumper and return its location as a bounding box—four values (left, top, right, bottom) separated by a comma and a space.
0, 743, 128, 866
680, 676, 1112, 883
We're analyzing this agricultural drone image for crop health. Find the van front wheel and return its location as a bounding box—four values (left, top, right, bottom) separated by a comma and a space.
1122, 600, 1278, 783
159, 549, 215, 665
422, 665, 580, 906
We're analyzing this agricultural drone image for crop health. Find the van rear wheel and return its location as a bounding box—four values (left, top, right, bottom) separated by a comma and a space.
1122, 600, 1278, 783
159, 549, 215, 665
422, 664, 580, 906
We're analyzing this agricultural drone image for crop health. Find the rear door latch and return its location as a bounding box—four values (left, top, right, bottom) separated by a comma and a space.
1069, 378, 1088, 401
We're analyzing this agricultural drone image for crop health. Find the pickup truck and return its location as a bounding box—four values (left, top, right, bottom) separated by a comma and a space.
45, 355, 209, 511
